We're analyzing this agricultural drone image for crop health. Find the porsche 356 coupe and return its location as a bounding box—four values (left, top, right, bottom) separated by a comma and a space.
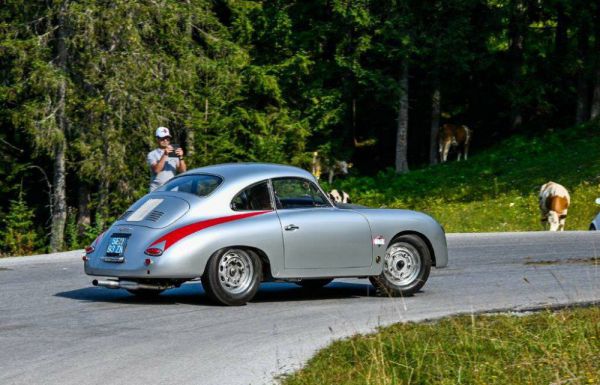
84, 163, 448, 305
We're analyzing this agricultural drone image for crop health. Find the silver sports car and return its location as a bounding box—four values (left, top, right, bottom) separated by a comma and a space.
84, 163, 448, 305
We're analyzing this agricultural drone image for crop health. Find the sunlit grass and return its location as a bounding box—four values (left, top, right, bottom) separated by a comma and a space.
334, 121, 600, 232
282, 306, 600, 385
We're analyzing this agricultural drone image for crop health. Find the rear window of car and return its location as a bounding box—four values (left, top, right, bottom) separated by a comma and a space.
231, 181, 273, 211
156, 174, 222, 197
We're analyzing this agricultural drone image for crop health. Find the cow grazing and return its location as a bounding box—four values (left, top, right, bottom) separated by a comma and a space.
438, 124, 472, 163
539, 181, 570, 231
326, 160, 351, 184
311, 151, 352, 183
329, 189, 351, 204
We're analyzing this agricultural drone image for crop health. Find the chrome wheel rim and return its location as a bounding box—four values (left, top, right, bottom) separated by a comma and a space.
383, 244, 421, 286
218, 250, 254, 294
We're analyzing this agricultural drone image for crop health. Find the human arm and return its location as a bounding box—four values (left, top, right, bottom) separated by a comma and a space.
175, 147, 187, 173
151, 146, 172, 174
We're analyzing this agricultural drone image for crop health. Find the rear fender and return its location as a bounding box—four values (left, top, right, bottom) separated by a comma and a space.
156, 211, 284, 278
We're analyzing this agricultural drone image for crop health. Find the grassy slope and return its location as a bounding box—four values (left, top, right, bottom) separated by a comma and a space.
282, 307, 600, 385
333, 121, 600, 232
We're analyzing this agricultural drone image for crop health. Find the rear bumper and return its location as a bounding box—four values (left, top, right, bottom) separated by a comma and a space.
84, 253, 200, 279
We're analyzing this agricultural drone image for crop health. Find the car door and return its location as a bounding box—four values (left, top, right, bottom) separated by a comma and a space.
272, 177, 373, 269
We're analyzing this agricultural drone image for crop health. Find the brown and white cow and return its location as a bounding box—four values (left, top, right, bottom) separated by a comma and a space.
329, 189, 351, 204
438, 124, 472, 163
539, 181, 570, 231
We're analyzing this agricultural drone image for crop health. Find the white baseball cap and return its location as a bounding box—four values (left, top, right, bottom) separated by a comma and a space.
155, 126, 171, 138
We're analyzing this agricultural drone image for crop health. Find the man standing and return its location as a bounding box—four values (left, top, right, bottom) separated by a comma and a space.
147, 127, 187, 191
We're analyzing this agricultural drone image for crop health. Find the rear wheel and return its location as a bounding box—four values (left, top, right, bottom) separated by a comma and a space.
295, 278, 333, 290
202, 248, 262, 306
370, 234, 431, 297
590, 223, 597, 231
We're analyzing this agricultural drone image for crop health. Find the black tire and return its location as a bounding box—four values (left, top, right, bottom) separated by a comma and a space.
126, 289, 164, 298
369, 234, 431, 297
202, 248, 262, 306
295, 278, 334, 290
590, 223, 597, 231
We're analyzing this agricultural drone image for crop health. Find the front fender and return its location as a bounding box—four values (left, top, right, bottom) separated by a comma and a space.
356, 209, 448, 272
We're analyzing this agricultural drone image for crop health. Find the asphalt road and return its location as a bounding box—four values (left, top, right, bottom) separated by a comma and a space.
1, 231, 599, 385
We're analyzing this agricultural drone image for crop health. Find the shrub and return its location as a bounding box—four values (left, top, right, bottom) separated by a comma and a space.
0, 192, 39, 257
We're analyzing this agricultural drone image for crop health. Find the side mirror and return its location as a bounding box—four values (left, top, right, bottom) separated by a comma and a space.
595, 198, 600, 205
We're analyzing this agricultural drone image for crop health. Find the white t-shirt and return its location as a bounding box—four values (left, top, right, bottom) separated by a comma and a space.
147, 148, 180, 191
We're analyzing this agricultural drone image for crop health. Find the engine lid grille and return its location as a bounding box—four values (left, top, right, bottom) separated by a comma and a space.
145, 210, 164, 222
120, 196, 190, 228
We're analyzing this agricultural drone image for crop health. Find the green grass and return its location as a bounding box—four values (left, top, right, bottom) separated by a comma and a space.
333, 121, 600, 232
282, 306, 600, 385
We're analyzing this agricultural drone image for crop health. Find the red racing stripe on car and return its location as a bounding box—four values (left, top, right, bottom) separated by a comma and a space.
150, 211, 270, 251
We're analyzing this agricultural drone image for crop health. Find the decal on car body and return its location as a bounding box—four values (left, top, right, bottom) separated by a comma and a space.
373, 236, 385, 246
150, 211, 270, 251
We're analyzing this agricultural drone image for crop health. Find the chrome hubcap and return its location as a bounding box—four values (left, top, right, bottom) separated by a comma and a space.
383, 244, 421, 286
218, 250, 253, 294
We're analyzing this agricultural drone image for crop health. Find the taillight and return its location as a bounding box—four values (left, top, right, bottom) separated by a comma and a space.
86, 231, 106, 255
144, 247, 163, 256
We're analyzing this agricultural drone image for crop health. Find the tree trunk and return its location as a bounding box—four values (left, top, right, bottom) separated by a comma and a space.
97, 111, 110, 230
592, 67, 600, 119
555, 3, 568, 59
184, 0, 195, 159
50, 1, 69, 252
352, 97, 357, 142
591, 3, 600, 119
575, 17, 591, 124
508, 0, 525, 131
50, 141, 67, 252
429, 80, 441, 165
576, 76, 590, 124
204, 98, 208, 163
76, 183, 91, 237
395, 63, 409, 174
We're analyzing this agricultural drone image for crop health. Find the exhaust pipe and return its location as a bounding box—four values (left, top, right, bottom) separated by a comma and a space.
92, 279, 171, 291
92, 279, 120, 289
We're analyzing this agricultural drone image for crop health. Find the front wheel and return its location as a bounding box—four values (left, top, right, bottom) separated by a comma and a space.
369, 234, 431, 297
202, 248, 262, 306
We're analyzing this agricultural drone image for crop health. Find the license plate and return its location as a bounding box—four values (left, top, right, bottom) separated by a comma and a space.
106, 235, 128, 257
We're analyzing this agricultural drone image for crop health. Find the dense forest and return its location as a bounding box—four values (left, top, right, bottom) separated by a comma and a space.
1, 0, 599, 255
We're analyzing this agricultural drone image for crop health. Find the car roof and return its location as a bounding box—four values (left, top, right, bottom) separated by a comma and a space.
182, 162, 316, 188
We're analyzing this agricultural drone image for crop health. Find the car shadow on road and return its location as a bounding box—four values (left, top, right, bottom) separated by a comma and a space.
55, 284, 210, 306
252, 281, 377, 303
55, 281, 376, 306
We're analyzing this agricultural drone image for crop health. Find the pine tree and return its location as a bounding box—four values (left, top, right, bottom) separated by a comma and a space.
0, 192, 38, 256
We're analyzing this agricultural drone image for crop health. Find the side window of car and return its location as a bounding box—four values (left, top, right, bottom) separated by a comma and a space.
272, 178, 331, 209
231, 181, 273, 211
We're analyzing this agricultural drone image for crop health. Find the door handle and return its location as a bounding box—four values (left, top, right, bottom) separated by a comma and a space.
284, 224, 300, 231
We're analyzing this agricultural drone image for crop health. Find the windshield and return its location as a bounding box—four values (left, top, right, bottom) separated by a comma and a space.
156, 174, 222, 197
